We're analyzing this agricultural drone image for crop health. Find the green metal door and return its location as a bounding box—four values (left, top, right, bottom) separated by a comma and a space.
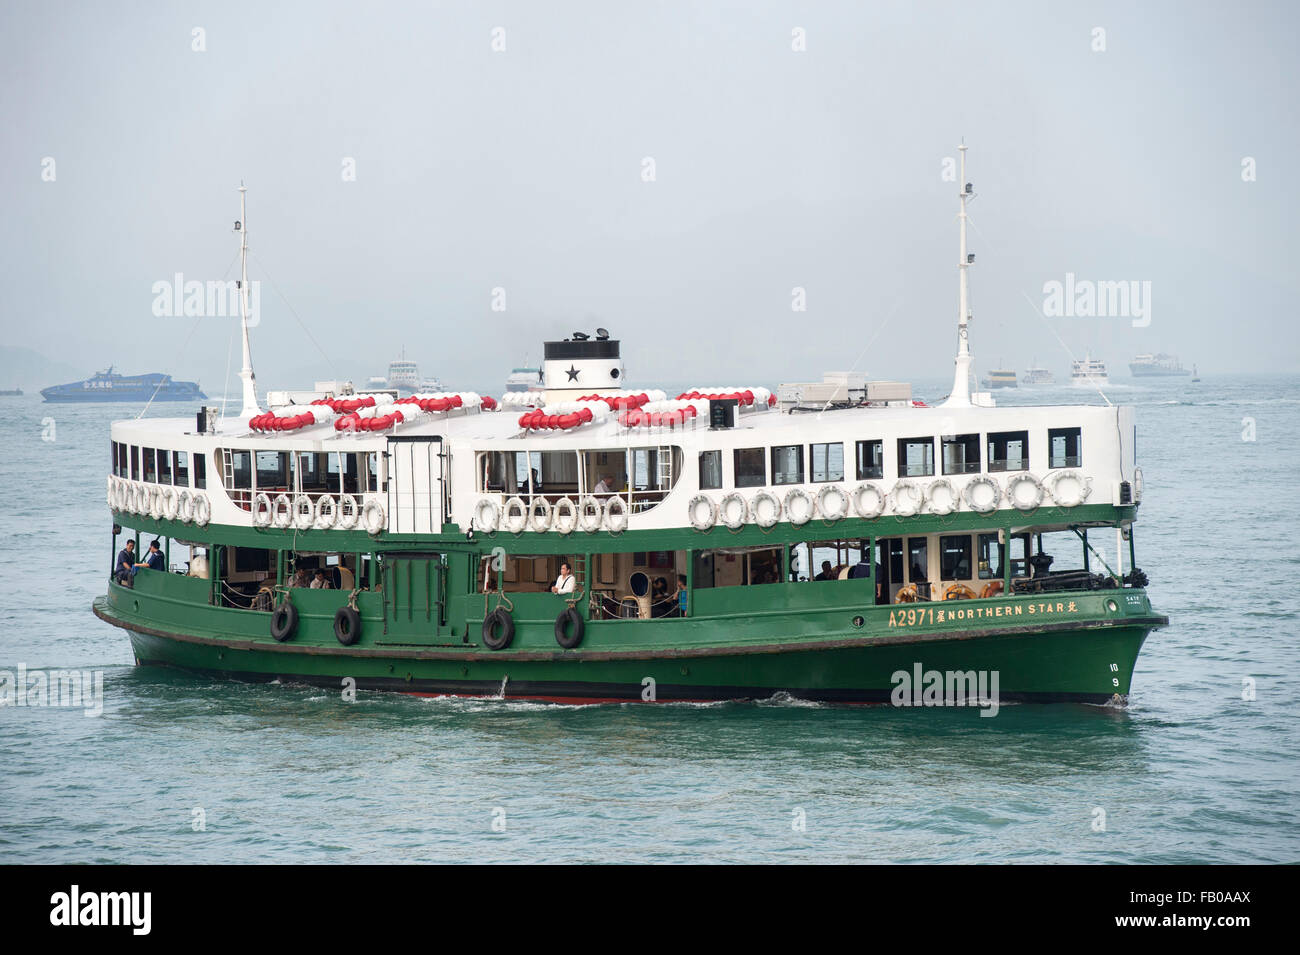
379, 553, 446, 645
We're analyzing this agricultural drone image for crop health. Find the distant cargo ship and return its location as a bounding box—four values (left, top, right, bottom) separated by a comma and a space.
1129, 353, 1190, 377
41, 367, 206, 403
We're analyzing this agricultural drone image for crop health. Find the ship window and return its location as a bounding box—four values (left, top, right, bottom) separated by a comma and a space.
977, 533, 1003, 580
1048, 427, 1082, 468
734, 448, 765, 488
855, 440, 883, 480
194, 453, 206, 489
699, 450, 722, 490
790, 538, 870, 582
987, 430, 1029, 472
898, 437, 934, 478
908, 538, 928, 584
588, 552, 687, 619
940, 535, 973, 581
130, 446, 139, 480
118, 442, 128, 478
157, 449, 172, 485
174, 451, 189, 487
366, 452, 381, 493
143, 448, 157, 483
483, 553, 584, 595
230, 450, 252, 490
110, 440, 118, 476
809, 443, 844, 483
941, 434, 980, 475
256, 451, 288, 490
771, 445, 804, 485
693, 545, 782, 588
1008, 533, 1030, 578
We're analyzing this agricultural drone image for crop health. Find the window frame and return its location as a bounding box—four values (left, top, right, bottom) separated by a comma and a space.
987, 430, 1029, 473
699, 450, 723, 490
734, 447, 765, 488
897, 437, 935, 478
855, 439, 883, 480
809, 442, 844, 483
940, 433, 981, 475
1048, 427, 1083, 469
771, 444, 804, 486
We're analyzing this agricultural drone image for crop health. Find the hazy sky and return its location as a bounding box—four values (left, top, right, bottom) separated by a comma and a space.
3, 0, 1297, 395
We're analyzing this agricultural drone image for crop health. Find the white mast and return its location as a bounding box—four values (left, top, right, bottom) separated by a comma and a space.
236, 184, 260, 418
944, 142, 974, 408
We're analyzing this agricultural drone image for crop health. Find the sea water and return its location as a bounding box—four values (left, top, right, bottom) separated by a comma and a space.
1, 376, 1297, 863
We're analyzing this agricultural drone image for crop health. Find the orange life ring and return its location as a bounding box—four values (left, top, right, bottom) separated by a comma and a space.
894, 583, 919, 604
944, 584, 977, 601
980, 580, 1004, 598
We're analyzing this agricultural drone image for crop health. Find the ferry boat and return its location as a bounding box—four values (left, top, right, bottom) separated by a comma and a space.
982, 368, 1017, 389
1070, 356, 1109, 387
1022, 364, 1054, 386
386, 354, 421, 396
0, 387, 22, 396
1129, 353, 1190, 377
506, 365, 544, 394
42, 367, 206, 403
92, 157, 1166, 706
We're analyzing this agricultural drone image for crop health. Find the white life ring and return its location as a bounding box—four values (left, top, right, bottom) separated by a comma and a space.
148, 485, 164, 520
784, 487, 814, 526
719, 492, 748, 530
272, 493, 293, 529
115, 479, 129, 512
890, 480, 924, 517
751, 490, 781, 528
362, 498, 386, 536
252, 492, 274, 528
140, 484, 154, 515
688, 494, 717, 531
528, 497, 552, 532
106, 475, 114, 507
337, 493, 359, 530
192, 493, 211, 527
1133, 467, 1143, 504
316, 494, 339, 530
1048, 470, 1092, 508
962, 475, 1002, 514
577, 496, 604, 533
926, 479, 958, 515
177, 489, 194, 523
552, 497, 578, 535
502, 496, 528, 534
161, 486, 178, 521
473, 497, 500, 533
851, 482, 886, 519
1006, 473, 1044, 511
816, 484, 849, 521
604, 495, 629, 533
293, 494, 315, 530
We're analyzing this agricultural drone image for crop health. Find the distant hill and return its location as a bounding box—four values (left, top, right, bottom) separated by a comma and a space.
0, 347, 83, 391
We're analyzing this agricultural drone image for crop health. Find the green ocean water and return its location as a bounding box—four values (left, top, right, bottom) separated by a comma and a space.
1, 375, 1297, 863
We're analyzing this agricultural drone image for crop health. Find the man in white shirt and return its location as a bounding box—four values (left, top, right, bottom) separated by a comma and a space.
551, 561, 576, 594
593, 474, 615, 494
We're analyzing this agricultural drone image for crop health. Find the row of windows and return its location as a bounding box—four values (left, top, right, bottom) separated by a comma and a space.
698, 428, 1083, 489
112, 441, 206, 488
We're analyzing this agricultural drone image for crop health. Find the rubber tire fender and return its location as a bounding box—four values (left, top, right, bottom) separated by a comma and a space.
270, 601, 298, 642
554, 606, 584, 649
482, 608, 515, 650
334, 606, 361, 646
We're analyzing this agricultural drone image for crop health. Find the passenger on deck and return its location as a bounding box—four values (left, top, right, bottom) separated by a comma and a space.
132, 540, 164, 577
848, 561, 872, 579
311, 570, 333, 589
677, 574, 688, 615
115, 540, 136, 584
814, 560, 836, 581
551, 561, 575, 595
291, 568, 311, 588
594, 473, 616, 494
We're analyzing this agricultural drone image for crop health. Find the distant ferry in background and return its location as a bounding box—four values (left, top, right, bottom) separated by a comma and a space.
0, 387, 22, 396
1129, 353, 1191, 377
1022, 364, 1055, 385
1070, 356, 1109, 387
505, 365, 543, 393
41, 367, 206, 403
380, 352, 442, 396
981, 367, 1017, 389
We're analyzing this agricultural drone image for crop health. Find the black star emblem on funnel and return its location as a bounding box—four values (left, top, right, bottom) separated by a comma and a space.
565, 365, 580, 381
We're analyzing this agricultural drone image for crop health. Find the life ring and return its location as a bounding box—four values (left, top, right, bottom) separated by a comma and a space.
334, 606, 361, 646
528, 497, 552, 532
106, 476, 114, 507
555, 606, 584, 649
252, 492, 274, 528
176, 489, 194, 523
751, 490, 781, 528
148, 485, 164, 520
889, 480, 924, 517
315, 495, 339, 530
192, 493, 211, 527
926, 479, 958, 516
894, 583, 919, 604
114, 479, 129, 512
577, 496, 604, 533
980, 580, 1004, 598
362, 499, 386, 536
337, 493, 359, 530
293, 494, 315, 530
161, 486, 178, 521
604, 495, 628, 533
482, 607, 515, 650
502, 496, 528, 534
473, 497, 500, 533
1006, 473, 1044, 511
1133, 467, 1144, 503
719, 492, 748, 530
270, 599, 298, 642
852, 482, 886, 519
943, 583, 977, 601
688, 494, 717, 531
816, 484, 849, 521
1048, 469, 1092, 507
963, 475, 1002, 514
552, 497, 578, 535
272, 493, 293, 529
784, 487, 814, 526
136, 483, 151, 515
